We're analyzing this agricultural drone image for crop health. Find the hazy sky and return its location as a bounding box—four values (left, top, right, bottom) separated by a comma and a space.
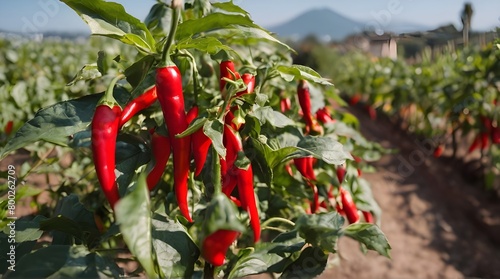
0, 0, 498, 33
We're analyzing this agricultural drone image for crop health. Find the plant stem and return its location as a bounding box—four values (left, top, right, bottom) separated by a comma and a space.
161, 1, 181, 66
261, 217, 295, 228
102, 74, 125, 105
212, 147, 222, 195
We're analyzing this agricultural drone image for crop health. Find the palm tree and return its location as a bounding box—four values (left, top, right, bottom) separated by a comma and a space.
461, 3, 473, 46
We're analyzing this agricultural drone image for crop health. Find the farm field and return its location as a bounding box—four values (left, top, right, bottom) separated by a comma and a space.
1, 1, 499, 278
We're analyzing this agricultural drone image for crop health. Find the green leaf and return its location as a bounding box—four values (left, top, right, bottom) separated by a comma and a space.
208, 26, 293, 51
176, 117, 206, 138
61, 0, 155, 53
5, 245, 122, 278
297, 136, 353, 165
279, 247, 328, 279
176, 13, 260, 41
204, 119, 226, 158
151, 214, 199, 278
11, 82, 28, 107
115, 134, 151, 196
176, 37, 234, 55
228, 243, 289, 279
251, 107, 295, 128
295, 212, 344, 253
124, 55, 156, 89
2, 216, 45, 243
342, 223, 391, 258
144, 2, 171, 39
115, 173, 156, 278
277, 65, 332, 86
40, 195, 100, 248
203, 194, 245, 236
211, 1, 250, 16
0, 88, 130, 159
67, 64, 102, 86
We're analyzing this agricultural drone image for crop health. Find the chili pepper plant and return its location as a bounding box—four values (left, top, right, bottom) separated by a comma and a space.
0, 1, 390, 277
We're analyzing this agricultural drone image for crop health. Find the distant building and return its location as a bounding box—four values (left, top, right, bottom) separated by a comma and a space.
342, 32, 398, 59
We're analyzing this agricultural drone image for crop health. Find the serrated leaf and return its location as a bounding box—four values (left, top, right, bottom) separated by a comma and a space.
277, 65, 332, 86
62, 0, 155, 53
152, 214, 199, 278
342, 223, 391, 258
0, 88, 130, 159
115, 173, 156, 278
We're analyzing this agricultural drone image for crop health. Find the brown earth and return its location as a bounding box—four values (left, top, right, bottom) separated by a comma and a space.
321, 105, 500, 279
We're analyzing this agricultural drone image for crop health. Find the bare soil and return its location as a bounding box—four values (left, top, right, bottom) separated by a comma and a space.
321, 105, 500, 279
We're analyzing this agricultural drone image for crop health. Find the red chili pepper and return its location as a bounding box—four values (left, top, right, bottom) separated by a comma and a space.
202, 229, 240, 266
91, 75, 124, 209
306, 181, 319, 213
480, 132, 489, 150
316, 107, 335, 124
187, 106, 212, 177
186, 104, 198, 124
119, 86, 157, 127
293, 157, 316, 181
4, 120, 13, 135
349, 93, 362, 106
336, 165, 346, 185
492, 126, 500, 144
221, 125, 260, 242
340, 188, 360, 224
225, 110, 241, 131
219, 60, 240, 94
235, 73, 255, 97
362, 211, 374, 223
433, 144, 444, 158
146, 129, 171, 191
365, 104, 377, 120
156, 65, 193, 222
468, 135, 481, 153
237, 164, 260, 242
297, 80, 322, 134
280, 98, 292, 113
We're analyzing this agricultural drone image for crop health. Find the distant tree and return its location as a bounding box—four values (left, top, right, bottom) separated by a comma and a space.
461, 3, 473, 46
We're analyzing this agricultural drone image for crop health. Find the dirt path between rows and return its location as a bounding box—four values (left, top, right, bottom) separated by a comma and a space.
321, 105, 500, 279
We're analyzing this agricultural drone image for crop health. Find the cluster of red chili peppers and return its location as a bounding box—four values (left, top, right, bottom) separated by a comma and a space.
290, 80, 374, 224
88, 5, 261, 266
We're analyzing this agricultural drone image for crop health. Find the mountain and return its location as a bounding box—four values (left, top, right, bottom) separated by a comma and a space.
267, 8, 430, 41
268, 8, 363, 41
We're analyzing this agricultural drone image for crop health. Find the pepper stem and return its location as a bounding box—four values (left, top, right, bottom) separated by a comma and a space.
160, 0, 181, 66
100, 73, 125, 108
211, 147, 222, 196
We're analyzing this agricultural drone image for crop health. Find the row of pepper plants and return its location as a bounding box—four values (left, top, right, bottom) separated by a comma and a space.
326, 41, 500, 189
0, 0, 390, 277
